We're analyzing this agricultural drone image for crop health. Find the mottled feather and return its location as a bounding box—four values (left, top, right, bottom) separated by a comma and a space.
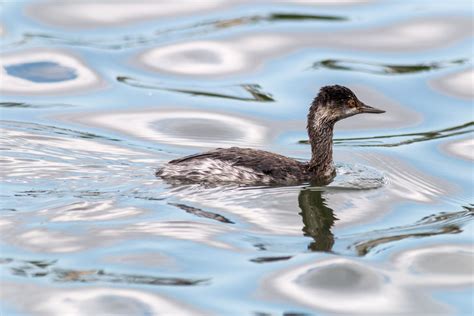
157, 147, 309, 185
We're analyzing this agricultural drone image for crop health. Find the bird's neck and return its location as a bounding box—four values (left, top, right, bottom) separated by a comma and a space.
307, 110, 336, 185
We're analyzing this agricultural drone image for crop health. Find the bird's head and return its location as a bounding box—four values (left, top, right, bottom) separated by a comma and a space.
310, 85, 385, 124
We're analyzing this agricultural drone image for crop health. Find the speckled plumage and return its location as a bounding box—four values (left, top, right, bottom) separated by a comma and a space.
156, 147, 309, 185
156, 85, 385, 186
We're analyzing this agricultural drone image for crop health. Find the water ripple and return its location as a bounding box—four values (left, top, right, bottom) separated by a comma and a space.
393, 244, 474, 286
441, 137, 474, 161
1, 283, 202, 315
39, 200, 144, 222
1, 258, 208, 286
99, 221, 236, 250
117, 75, 274, 102
300, 121, 474, 147
312, 58, 468, 75
263, 241, 473, 313
169, 202, 235, 224
0, 101, 74, 109
345, 205, 473, 256
431, 68, 474, 99
136, 16, 472, 77
0, 49, 103, 94
1, 1, 473, 314
155, 152, 453, 252
27, 1, 226, 28
10, 10, 348, 50
0, 121, 153, 184
57, 108, 271, 149
264, 257, 443, 314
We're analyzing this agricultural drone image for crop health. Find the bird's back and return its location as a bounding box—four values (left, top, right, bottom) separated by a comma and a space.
156, 147, 308, 185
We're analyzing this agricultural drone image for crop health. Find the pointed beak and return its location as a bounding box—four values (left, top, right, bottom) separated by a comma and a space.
359, 102, 385, 114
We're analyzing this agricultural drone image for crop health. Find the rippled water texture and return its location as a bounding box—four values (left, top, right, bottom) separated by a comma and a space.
1, 1, 473, 315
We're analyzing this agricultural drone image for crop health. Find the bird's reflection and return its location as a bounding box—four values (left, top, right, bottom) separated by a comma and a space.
298, 188, 338, 252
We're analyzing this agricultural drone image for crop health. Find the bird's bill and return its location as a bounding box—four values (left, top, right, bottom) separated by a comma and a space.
359, 102, 386, 114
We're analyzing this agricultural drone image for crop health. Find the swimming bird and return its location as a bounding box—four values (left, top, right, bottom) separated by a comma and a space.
156, 85, 385, 185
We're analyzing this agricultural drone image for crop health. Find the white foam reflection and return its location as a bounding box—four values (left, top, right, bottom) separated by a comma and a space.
4, 214, 235, 253
0, 124, 154, 182
431, 68, 474, 99
59, 108, 270, 149
39, 200, 144, 222
263, 253, 452, 314
394, 244, 474, 287
328, 152, 453, 227
267, 258, 412, 314
138, 16, 471, 76
0, 218, 15, 230
0, 50, 103, 94
441, 137, 474, 161
17, 229, 84, 253
27, 1, 224, 28
99, 221, 235, 249
141, 41, 247, 76
137, 35, 289, 76
335, 18, 467, 51
262, 243, 473, 313
1, 283, 201, 316
351, 152, 451, 202
2, 128, 137, 156
26, 0, 369, 30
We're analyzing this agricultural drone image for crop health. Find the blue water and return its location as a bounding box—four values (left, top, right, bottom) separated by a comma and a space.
0, 1, 473, 315
4, 61, 78, 83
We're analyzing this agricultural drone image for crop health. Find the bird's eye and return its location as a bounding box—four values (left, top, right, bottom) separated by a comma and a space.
347, 99, 356, 107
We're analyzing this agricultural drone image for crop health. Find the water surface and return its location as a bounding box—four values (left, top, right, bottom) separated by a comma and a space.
0, 1, 473, 315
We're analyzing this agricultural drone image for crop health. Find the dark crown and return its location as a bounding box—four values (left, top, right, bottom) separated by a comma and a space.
314, 85, 357, 105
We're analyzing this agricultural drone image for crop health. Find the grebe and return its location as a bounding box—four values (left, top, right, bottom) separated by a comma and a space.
156, 85, 385, 185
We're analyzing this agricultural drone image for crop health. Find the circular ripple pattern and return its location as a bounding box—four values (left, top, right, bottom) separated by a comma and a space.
0, 50, 102, 94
